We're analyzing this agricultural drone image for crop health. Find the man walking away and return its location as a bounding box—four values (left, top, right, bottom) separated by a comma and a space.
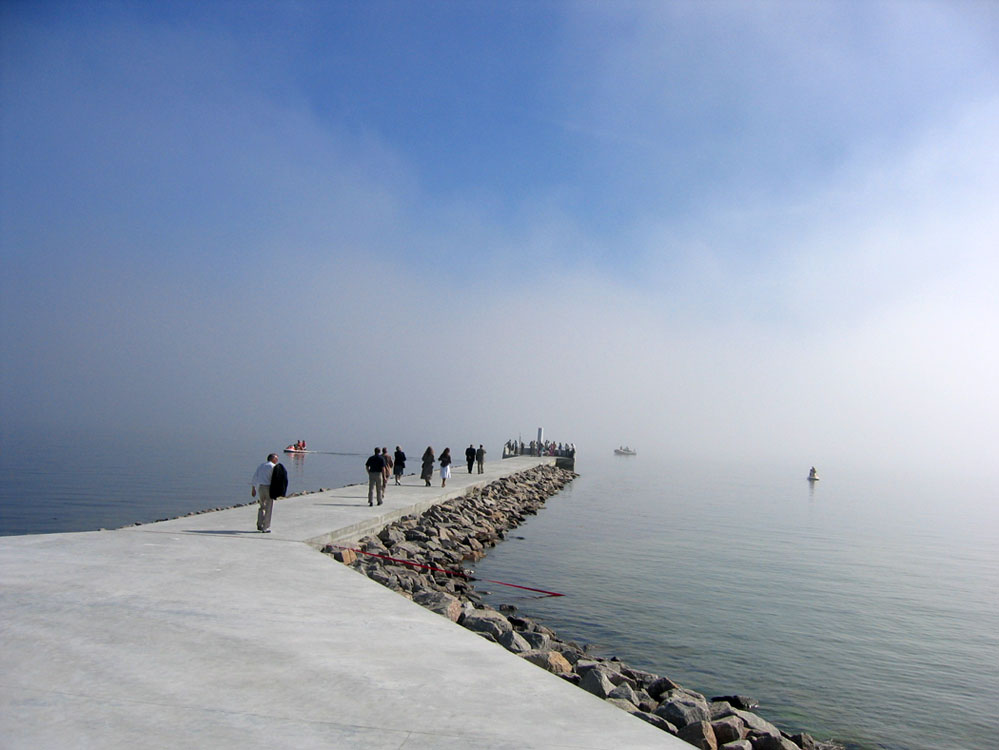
465, 444, 476, 474
251, 453, 281, 533
475, 444, 486, 474
366, 448, 385, 506
381, 447, 393, 492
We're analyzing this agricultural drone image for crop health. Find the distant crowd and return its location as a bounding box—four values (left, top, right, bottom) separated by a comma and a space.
252, 437, 577, 534
363, 443, 486, 506
503, 439, 575, 458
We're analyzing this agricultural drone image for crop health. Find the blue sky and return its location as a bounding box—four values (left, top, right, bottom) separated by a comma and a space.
2, 1, 997, 476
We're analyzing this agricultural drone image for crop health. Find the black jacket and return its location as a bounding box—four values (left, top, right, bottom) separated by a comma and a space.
394, 450, 406, 470
366, 453, 385, 473
270, 463, 289, 499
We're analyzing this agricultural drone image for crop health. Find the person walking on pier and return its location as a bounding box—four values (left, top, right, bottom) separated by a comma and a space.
421, 446, 435, 486
475, 444, 486, 474
440, 447, 452, 487
365, 447, 385, 506
465, 444, 476, 474
251, 453, 283, 533
381, 447, 393, 492
393, 446, 406, 485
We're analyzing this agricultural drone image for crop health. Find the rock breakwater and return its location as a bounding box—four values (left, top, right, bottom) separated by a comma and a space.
322, 464, 842, 750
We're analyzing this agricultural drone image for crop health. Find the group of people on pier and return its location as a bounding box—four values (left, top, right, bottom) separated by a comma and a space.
503, 439, 575, 458
252, 436, 561, 532
364, 443, 486, 506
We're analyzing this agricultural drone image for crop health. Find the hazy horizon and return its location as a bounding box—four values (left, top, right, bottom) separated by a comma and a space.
2, 2, 997, 483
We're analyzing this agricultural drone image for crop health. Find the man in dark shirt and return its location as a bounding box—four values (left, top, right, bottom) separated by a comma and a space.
365, 448, 385, 506
465, 444, 476, 474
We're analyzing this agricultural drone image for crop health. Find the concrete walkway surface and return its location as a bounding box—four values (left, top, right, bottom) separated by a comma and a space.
1, 456, 685, 749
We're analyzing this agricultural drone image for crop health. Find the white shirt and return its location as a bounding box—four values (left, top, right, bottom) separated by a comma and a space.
251, 461, 276, 486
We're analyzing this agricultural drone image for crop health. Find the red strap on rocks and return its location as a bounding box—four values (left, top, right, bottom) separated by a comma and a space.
330, 544, 565, 598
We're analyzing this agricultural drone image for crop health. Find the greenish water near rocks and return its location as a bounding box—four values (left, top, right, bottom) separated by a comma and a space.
472, 454, 999, 750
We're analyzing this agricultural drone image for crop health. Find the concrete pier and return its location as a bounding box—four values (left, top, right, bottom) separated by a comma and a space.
1, 456, 683, 748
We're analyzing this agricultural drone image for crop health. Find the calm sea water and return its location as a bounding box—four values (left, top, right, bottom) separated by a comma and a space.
472, 454, 999, 750
0, 434, 364, 536
3, 439, 997, 749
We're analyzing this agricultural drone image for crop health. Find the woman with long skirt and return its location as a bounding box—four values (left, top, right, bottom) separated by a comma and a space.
393, 446, 406, 486
421, 447, 435, 487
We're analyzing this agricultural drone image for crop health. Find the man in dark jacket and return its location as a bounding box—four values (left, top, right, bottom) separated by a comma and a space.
365, 448, 385, 506
270, 460, 288, 501
465, 444, 476, 474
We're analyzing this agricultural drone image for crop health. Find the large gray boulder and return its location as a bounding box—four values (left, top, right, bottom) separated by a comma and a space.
368, 568, 400, 591
520, 649, 573, 674
377, 527, 405, 547
630, 710, 678, 734
404, 527, 430, 543
572, 659, 602, 676
579, 666, 616, 699
677, 720, 718, 750
710, 701, 736, 720
574, 659, 627, 685
712, 695, 758, 710
654, 693, 711, 728
459, 609, 512, 639
521, 631, 552, 651
750, 736, 799, 750
711, 715, 746, 745
607, 682, 640, 706
647, 675, 682, 700
497, 629, 533, 654
390, 541, 424, 559
731, 709, 782, 739
623, 667, 660, 691
412, 591, 462, 622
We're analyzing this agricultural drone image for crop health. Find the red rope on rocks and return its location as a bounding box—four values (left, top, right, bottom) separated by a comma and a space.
329, 544, 565, 598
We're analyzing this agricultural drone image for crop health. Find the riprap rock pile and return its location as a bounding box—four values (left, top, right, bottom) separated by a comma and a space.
322, 464, 841, 750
